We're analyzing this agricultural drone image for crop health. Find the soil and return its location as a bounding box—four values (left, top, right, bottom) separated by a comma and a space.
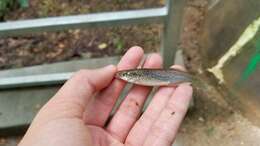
0, 24, 161, 69
180, 0, 260, 145
181, 0, 208, 73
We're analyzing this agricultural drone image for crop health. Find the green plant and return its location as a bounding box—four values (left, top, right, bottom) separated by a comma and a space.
18, 0, 29, 8
0, 0, 28, 19
0, 0, 12, 18
113, 37, 125, 54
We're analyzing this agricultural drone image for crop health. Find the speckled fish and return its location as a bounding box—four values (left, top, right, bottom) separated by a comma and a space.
116, 69, 193, 86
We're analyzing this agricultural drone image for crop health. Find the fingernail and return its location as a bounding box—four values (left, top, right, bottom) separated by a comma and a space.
148, 53, 161, 61
129, 46, 144, 54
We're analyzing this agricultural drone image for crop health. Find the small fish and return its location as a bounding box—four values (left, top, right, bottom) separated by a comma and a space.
116, 68, 193, 86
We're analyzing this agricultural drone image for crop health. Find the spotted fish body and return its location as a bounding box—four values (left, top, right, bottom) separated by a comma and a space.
116, 69, 193, 86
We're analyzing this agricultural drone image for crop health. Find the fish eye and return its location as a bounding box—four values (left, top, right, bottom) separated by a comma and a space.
122, 72, 130, 76
122, 72, 138, 77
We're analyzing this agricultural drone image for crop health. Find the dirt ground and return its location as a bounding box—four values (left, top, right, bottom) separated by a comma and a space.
1, 0, 260, 146
179, 0, 260, 145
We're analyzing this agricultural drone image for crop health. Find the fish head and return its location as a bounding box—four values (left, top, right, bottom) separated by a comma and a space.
115, 69, 143, 83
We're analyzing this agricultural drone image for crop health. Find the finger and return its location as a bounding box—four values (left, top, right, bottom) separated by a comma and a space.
38, 65, 116, 121
125, 65, 182, 146
170, 64, 186, 71
106, 53, 162, 142
143, 84, 193, 146
83, 46, 144, 126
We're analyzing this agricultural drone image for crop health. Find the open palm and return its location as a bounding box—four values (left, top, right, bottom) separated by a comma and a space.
19, 47, 192, 146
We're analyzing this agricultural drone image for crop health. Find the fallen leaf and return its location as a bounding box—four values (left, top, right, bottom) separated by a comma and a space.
98, 43, 108, 50
58, 43, 65, 49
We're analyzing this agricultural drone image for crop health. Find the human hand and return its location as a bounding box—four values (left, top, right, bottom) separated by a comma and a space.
19, 46, 193, 146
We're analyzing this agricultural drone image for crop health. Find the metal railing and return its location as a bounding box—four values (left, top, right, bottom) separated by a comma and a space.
0, 0, 186, 89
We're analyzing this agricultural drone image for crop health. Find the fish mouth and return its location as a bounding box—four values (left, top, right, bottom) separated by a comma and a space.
115, 72, 121, 79
115, 71, 127, 81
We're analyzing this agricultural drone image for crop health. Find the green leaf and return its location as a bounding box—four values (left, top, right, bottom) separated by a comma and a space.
113, 37, 125, 54
0, 1, 7, 10
18, 0, 29, 8
0, 0, 8, 17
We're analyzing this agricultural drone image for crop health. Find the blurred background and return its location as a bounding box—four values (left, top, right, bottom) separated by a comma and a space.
0, 0, 260, 146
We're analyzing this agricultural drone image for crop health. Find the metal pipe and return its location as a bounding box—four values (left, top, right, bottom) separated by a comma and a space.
0, 8, 167, 37
161, 0, 187, 67
0, 73, 73, 89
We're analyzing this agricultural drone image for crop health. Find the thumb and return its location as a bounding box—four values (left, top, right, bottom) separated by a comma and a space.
53, 65, 117, 107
